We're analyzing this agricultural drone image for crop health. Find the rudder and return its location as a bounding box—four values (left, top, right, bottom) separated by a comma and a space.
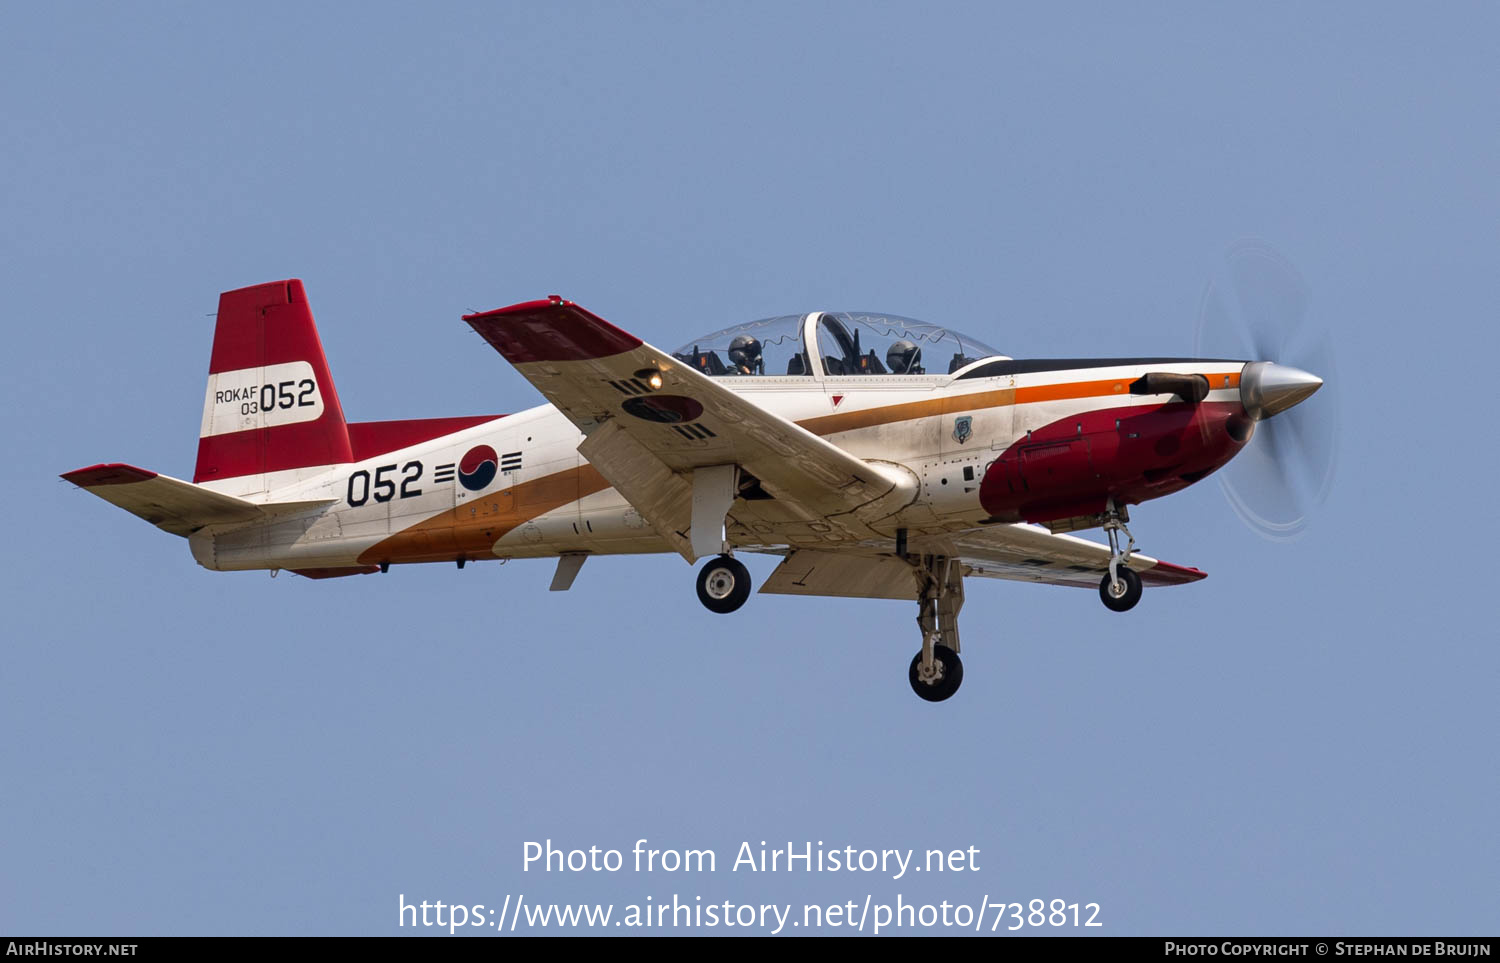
194, 279, 353, 495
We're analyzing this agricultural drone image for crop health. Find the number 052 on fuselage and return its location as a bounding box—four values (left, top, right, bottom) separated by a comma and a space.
62, 280, 1322, 702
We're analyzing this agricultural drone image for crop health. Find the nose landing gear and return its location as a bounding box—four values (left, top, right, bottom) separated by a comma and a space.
1100, 499, 1143, 612
909, 555, 965, 702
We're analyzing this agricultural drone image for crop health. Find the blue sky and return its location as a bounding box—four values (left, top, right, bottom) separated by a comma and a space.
2, 2, 1495, 935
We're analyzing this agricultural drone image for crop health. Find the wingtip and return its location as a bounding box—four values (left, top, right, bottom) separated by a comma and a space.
462, 296, 572, 323
1139, 560, 1208, 585
463, 299, 643, 364
60, 463, 159, 487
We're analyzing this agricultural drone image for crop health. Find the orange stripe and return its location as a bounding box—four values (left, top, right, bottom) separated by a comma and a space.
1014, 377, 1132, 405
797, 388, 1014, 436
358, 464, 612, 565
798, 372, 1240, 436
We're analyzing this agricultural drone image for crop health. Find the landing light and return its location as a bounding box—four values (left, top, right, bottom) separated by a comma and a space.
636, 368, 664, 391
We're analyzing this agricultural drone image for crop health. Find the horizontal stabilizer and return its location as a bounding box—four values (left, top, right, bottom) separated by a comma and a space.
61, 463, 331, 537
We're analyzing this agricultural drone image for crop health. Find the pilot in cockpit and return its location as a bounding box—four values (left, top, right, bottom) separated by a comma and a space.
727, 335, 763, 375
886, 339, 925, 374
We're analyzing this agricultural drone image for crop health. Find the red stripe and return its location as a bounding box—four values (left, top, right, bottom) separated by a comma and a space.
292, 566, 379, 579
348, 416, 505, 461
208, 280, 341, 374
464, 297, 643, 363
61, 463, 158, 486
194, 418, 353, 481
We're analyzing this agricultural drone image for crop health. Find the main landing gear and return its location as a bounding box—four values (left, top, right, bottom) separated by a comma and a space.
908, 554, 965, 702
1099, 499, 1142, 613
696, 554, 751, 614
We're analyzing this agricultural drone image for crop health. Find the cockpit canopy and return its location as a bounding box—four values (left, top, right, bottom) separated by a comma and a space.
671, 312, 1004, 378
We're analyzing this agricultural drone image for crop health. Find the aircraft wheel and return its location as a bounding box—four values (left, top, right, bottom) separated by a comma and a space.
696, 555, 751, 614
1099, 567, 1142, 612
908, 644, 963, 702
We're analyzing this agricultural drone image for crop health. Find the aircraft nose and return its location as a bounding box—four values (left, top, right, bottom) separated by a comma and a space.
1239, 361, 1323, 421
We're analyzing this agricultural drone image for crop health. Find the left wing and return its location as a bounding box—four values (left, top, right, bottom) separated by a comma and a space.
464, 298, 916, 559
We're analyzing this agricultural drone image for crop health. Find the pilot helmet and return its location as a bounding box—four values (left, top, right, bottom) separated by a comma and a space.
728, 335, 762, 371
886, 339, 922, 373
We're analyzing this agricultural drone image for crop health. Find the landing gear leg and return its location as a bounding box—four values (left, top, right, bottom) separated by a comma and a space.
908, 555, 965, 702
1100, 499, 1143, 612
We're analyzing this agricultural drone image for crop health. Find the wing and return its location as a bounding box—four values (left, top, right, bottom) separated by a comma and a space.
758, 549, 918, 600
924, 523, 1206, 588
754, 527, 1204, 600
464, 298, 916, 560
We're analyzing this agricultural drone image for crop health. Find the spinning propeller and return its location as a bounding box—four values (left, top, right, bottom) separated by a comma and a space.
1195, 241, 1339, 540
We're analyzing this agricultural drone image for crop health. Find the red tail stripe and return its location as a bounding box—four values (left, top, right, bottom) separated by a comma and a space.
207, 280, 341, 374
195, 420, 352, 481
195, 279, 354, 483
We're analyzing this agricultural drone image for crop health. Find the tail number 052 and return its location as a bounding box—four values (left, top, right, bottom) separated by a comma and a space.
347, 462, 422, 506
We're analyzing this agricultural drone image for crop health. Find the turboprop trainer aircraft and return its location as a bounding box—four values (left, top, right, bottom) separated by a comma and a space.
63, 280, 1323, 701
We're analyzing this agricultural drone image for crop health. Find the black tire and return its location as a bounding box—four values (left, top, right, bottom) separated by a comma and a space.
908, 644, 964, 702
1099, 566, 1142, 612
696, 555, 751, 614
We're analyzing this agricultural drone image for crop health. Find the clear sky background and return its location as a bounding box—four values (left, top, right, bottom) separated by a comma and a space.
2, 2, 1495, 936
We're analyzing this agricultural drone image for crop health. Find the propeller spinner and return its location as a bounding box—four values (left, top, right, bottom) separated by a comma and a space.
1196, 242, 1339, 540
1239, 361, 1323, 421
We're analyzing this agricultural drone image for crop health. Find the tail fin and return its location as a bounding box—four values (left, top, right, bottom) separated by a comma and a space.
194, 280, 353, 495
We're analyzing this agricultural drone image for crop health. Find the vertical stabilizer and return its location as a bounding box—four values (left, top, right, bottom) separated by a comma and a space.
194, 280, 352, 496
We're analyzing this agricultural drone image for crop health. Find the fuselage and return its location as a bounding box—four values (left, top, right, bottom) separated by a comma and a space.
191, 357, 1251, 576
63, 284, 1323, 704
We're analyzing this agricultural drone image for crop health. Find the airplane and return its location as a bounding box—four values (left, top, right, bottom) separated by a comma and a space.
61, 279, 1324, 702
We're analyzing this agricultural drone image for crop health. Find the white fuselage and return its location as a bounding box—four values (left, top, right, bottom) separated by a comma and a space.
190, 360, 1246, 574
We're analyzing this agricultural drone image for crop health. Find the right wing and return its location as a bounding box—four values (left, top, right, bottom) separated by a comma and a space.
757, 525, 1205, 600
922, 522, 1206, 588
464, 298, 916, 559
